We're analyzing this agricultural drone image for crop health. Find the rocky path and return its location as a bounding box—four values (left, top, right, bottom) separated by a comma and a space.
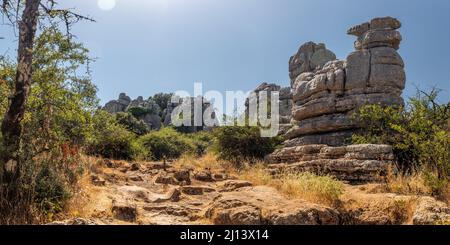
58, 160, 340, 225
53, 160, 450, 225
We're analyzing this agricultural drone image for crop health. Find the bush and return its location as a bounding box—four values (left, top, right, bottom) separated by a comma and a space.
115, 112, 150, 136
187, 131, 214, 156
137, 127, 196, 160
149, 93, 173, 118
34, 162, 72, 216
87, 110, 137, 159
353, 89, 450, 197
212, 126, 282, 166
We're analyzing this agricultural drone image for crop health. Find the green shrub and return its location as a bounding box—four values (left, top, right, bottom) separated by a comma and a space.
188, 131, 214, 156
149, 93, 173, 118
212, 126, 282, 166
34, 159, 72, 216
115, 112, 150, 136
87, 110, 136, 159
137, 127, 196, 160
353, 89, 450, 196
128, 107, 151, 118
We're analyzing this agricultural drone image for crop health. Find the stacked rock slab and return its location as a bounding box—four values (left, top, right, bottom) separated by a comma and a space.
267, 17, 405, 182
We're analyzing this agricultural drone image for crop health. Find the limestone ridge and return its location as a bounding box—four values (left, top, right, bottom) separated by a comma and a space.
267, 17, 406, 182
104, 93, 217, 133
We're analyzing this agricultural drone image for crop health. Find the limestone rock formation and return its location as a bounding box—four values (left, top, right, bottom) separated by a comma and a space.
163, 96, 218, 133
206, 186, 340, 225
245, 82, 293, 135
268, 17, 406, 181
104, 93, 131, 114
103, 93, 162, 130
267, 144, 394, 182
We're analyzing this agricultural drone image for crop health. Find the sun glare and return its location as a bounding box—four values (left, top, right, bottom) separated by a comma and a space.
98, 0, 116, 11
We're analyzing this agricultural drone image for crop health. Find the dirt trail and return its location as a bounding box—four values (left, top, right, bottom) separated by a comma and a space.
56, 160, 450, 225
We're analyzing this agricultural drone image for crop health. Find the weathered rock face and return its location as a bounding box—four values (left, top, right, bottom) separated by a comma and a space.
268, 17, 406, 181
163, 96, 218, 133
206, 186, 340, 225
289, 42, 337, 85
104, 93, 131, 114
288, 17, 405, 145
104, 93, 217, 132
267, 144, 394, 182
245, 82, 293, 135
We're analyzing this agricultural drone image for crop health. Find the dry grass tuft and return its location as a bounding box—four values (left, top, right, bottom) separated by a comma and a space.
385, 170, 432, 196
172, 152, 236, 173
241, 166, 344, 206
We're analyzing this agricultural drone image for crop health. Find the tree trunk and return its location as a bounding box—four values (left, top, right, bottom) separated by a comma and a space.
1, 0, 41, 171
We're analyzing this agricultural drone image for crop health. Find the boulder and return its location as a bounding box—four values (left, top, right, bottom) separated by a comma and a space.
181, 186, 216, 195
267, 144, 394, 182
218, 180, 253, 192
91, 175, 106, 186
173, 169, 191, 185
413, 197, 450, 225
194, 170, 214, 182
206, 186, 340, 225
155, 172, 179, 185
47, 218, 100, 225
111, 200, 137, 222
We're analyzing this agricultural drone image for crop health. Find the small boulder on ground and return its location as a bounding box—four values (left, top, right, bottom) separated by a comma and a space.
112, 200, 137, 222
174, 169, 191, 185
413, 197, 450, 225
149, 188, 181, 203
194, 170, 214, 182
181, 186, 216, 196
47, 218, 100, 225
218, 180, 253, 192
154, 172, 179, 185
91, 175, 106, 186
128, 174, 144, 182
130, 163, 141, 171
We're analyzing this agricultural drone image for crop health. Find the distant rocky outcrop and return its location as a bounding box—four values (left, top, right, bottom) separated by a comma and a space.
267, 17, 406, 182
245, 82, 293, 135
104, 93, 162, 130
163, 96, 218, 133
104, 93, 217, 133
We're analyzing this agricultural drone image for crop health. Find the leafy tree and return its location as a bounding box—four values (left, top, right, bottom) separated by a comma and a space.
0, 1, 94, 223
0, 0, 94, 167
24, 27, 98, 150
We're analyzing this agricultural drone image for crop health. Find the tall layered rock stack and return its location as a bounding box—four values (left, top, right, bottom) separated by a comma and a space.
267, 17, 405, 182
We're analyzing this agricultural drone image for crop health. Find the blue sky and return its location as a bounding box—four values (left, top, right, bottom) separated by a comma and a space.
1, 0, 449, 104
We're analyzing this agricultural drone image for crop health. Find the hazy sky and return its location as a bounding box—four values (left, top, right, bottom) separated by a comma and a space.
1, 0, 449, 104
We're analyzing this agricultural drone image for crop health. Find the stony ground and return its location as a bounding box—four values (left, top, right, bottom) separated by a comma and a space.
52, 160, 450, 225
